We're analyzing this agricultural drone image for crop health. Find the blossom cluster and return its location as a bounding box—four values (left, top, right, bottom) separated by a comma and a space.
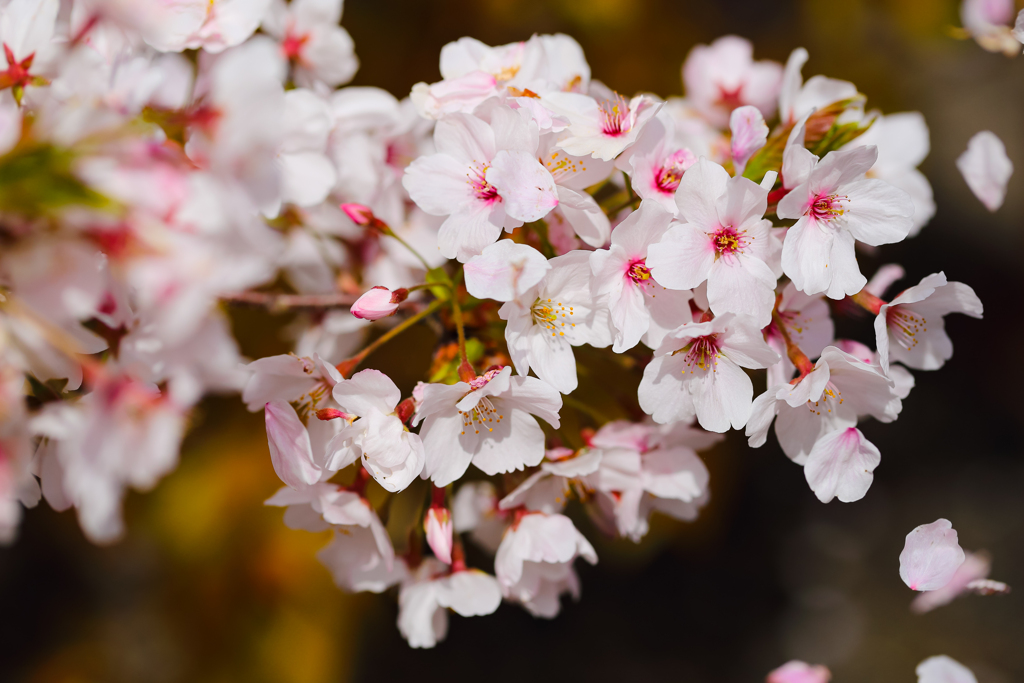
0, 0, 1012, 673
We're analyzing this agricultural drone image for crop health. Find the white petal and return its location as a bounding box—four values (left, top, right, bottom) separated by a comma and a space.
957, 131, 1013, 212
899, 519, 966, 591
803, 427, 880, 503
487, 150, 559, 223
916, 656, 977, 683
464, 241, 550, 302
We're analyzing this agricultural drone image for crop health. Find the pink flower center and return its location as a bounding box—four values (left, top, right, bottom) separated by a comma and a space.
467, 162, 500, 203
674, 334, 720, 372
887, 306, 927, 351
600, 94, 631, 137
809, 193, 848, 222
281, 28, 310, 61
626, 258, 652, 287
716, 85, 744, 110
654, 150, 694, 194
468, 366, 504, 390
712, 226, 746, 256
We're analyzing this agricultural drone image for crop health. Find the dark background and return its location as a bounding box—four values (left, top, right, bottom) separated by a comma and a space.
3, 0, 1023, 681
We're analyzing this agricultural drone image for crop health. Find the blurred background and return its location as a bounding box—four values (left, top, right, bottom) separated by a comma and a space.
3, 0, 1023, 680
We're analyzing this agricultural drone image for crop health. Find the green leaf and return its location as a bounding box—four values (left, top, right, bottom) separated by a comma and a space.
0, 144, 119, 216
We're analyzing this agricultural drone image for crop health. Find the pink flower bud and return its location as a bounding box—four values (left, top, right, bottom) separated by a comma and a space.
351, 286, 401, 320
424, 506, 453, 564
340, 203, 375, 226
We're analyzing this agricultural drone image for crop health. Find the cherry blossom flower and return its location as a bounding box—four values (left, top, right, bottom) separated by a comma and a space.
639, 313, 780, 431
874, 272, 983, 373
584, 420, 718, 540
494, 512, 597, 617
499, 250, 612, 393
327, 369, 425, 492
682, 35, 783, 127
541, 88, 660, 161
916, 656, 978, 683
185, 0, 272, 54
464, 240, 550, 303
424, 504, 454, 564
960, 0, 1021, 56
403, 102, 558, 261
262, 0, 358, 88
452, 481, 508, 553
590, 201, 693, 353
413, 366, 562, 486
900, 519, 966, 591
777, 146, 915, 299
647, 158, 778, 327
956, 131, 1013, 212
397, 559, 502, 648
746, 346, 901, 468
30, 371, 188, 544
317, 526, 407, 593
537, 133, 616, 246
617, 109, 697, 215
767, 661, 832, 683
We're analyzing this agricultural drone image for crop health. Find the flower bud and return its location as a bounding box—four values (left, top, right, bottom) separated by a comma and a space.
424, 506, 453, 565
351, 286, 406, 320
339, 203, 375, 226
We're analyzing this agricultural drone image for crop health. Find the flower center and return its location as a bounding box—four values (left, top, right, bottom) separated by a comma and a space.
887, 307, 927, 351
653, 150, 694, 194
716, 85, 743, 109
806, 381, 844, 415
809, 193, 848, 222
468, 366, 504, 390
458, 396, 503, 435
543, 151, 588, 182
712, 227, 746, 256
467, 162, 500, 203
600, 94, 631, 137
627, 259, 652, 288
673, 334, 720, 372
281, 28, 310, 61
531, 297, 576, 338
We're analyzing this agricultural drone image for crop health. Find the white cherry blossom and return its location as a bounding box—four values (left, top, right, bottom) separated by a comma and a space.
500, 250, 612, 393
397, 559, 502, 648
414, 366, 562, 486
682, 35, 783, 127
874, 272, 983, 373
639, 313, 780, 431
590, 201, 693, 353
327, 369, 425, 492
403, 102, 558, 261
777, 146, 914, 299
494, 511, 597, 617
647, 157, 778, 327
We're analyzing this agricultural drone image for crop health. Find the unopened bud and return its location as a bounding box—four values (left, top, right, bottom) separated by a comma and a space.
340, 203, 375, 226
395, 397, 416, 424
315, 408, 352, 421
352, 286, 401, 320
424, 506, 453, 565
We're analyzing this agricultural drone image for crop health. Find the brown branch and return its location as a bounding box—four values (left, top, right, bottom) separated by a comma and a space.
220, 291, 359, 312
